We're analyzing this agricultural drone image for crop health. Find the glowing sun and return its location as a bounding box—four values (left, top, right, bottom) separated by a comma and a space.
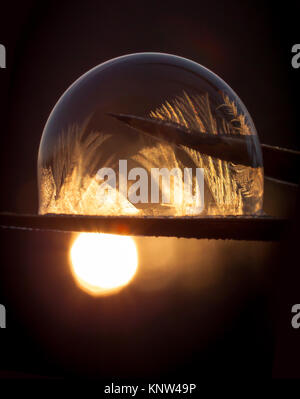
70, 233, 138, 296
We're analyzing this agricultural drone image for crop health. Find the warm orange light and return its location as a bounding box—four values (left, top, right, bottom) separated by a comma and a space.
70, 233, 138, 296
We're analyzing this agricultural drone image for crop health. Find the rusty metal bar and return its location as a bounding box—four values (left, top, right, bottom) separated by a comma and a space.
261, 144, 300, 185
0, 212, 289, 241
108, 113, 300, 185
108, 113, 261, 167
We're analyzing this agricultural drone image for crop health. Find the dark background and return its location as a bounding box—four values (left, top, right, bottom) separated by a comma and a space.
0, 0, 299, 380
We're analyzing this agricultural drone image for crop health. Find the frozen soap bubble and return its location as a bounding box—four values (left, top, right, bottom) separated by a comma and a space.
38, 53, 263, 216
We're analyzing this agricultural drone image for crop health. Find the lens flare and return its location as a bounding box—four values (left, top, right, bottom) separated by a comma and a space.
70, 233, 138, 296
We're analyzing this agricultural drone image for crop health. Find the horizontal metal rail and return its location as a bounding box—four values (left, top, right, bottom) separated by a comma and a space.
0, 212, 289, 241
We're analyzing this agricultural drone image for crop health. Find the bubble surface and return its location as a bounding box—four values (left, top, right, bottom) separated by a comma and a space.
38, 53, 263, 216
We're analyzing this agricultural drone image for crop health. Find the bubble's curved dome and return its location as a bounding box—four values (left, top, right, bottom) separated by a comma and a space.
38, 53, 263, 216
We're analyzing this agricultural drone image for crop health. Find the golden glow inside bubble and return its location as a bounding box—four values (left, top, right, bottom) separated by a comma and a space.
70, 233, 138, 296
38, 53, 264, 218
